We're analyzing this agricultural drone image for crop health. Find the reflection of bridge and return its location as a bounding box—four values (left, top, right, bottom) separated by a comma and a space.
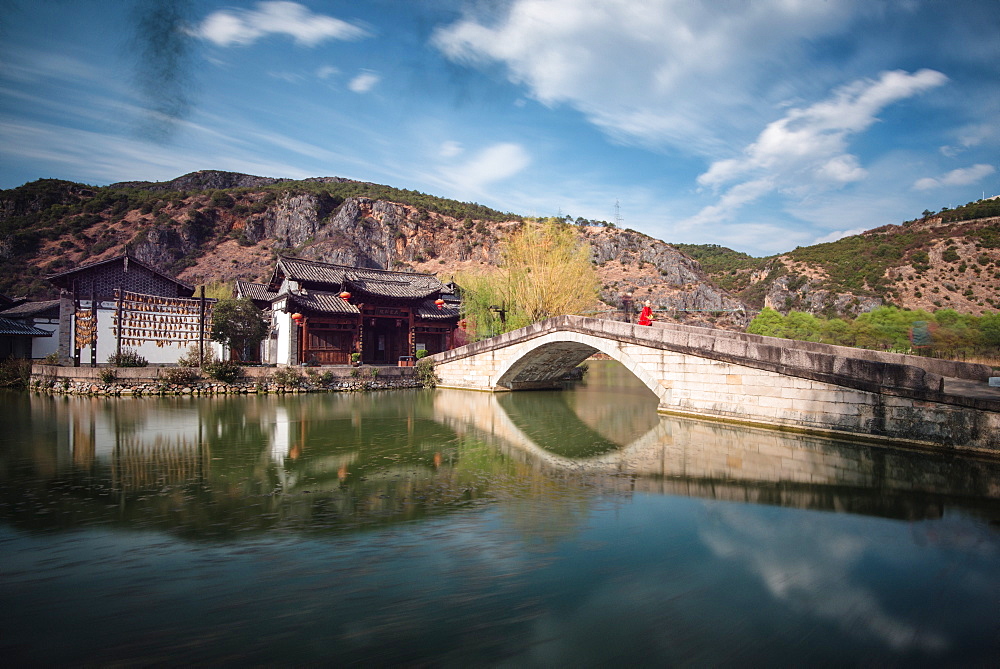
431, 316, 1000, 454
432, 388, 1000, 520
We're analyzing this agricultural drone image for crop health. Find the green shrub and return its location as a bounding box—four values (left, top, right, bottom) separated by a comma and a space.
99, 368, 118, 384
107, 348, 148, 367
162, 367, 201, 385
416, 358, 437, 388
272, 367, 301, 387
177, 344, 216, 367
0, 358, 32, 388
415, 348, 429, 359
204, 360, 244, 383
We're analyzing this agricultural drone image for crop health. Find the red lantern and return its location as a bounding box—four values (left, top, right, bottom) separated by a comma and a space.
339, 291, 351, 301
291, 312, 303, 323
434, 298, 445, 310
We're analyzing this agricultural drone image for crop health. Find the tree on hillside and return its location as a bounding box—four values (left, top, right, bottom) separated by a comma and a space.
456, 218, 600, 339
210, 298, 268, 361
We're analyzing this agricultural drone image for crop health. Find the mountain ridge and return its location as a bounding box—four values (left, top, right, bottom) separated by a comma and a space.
2, 171, 997, 326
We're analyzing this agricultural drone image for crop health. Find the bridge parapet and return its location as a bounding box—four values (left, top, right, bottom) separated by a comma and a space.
430, 315, 1000, 454
434, 315, 955, 398
438, 315, 992, 385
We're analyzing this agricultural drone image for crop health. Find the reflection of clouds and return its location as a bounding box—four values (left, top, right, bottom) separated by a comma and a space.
700, 504, 949, 653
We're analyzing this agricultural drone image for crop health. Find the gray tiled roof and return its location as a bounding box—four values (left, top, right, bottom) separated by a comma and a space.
287, 290, 361, 315
0, 316, 52, 336
47, 253, 194, 290
276, 257, 444, 299
0, 299, 60, 318
235, 281, 279, 303
415, 298, 461, 320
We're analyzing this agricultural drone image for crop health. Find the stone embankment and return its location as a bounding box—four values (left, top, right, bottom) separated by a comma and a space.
30, 364, 423, 396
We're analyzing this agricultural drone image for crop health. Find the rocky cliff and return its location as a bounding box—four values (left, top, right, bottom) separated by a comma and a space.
0, 172, 749, 328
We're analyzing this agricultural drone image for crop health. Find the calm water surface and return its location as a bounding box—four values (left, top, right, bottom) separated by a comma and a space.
1, 361, 999, 666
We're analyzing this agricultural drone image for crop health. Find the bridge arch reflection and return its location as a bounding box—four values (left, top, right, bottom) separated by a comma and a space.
432, 376, 1000, 521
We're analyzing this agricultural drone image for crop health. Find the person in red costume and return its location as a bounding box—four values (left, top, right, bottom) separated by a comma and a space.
638, 300, 654, 326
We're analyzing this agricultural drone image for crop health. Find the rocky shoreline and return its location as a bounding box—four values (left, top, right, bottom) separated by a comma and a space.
29, 364, 425, 396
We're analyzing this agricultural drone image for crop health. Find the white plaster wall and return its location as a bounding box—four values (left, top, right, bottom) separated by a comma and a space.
30, 317, 60, 359
275, 309, 293, 366
68, 302, 221, 365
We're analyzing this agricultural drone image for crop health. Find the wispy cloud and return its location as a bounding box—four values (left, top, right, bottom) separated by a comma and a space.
681, 70, 947, 230
348, 71, 380, 93
698, 70, 947, 189
434, 142, 531, 197
193, 1, 369, 47
812, 227, 870, 245
913, 164, 995, 191
940, 124, 995, 158
316, 65, 339, 80
439, 141, 463, 158
433, 0, 864, 153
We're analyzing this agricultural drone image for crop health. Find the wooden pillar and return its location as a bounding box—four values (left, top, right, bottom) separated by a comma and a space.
198, 285, 206, 366
72, 285, 81, 368
408, 309, 415, 357
300, 316, 308, 365
90, 286, 97, 367
57, 290, 74, 366
115, 287, 123, 358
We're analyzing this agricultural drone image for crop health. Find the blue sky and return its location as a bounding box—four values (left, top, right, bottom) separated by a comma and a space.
1, 0, 997, 256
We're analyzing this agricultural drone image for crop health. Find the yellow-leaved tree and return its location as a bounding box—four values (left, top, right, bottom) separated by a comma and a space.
457, 218, 600, 339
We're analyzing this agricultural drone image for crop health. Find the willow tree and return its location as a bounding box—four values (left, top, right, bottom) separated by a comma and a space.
457, 218, 600, 339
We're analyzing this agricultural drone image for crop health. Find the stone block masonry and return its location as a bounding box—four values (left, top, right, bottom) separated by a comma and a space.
431, 315, 1000, 456
30, 365, 423, 396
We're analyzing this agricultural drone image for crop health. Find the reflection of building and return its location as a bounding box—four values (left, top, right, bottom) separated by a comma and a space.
240, 256, 461, 366
113, 434, 207, 492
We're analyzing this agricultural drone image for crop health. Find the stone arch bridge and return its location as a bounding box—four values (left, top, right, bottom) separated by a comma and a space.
429, 315, 1000, 455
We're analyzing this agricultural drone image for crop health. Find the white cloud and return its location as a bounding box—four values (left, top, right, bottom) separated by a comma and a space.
681, 70, 946, 233
194, 1, 368, 47
679, 178, 774, 230
439, 141, 464, 158
436, 142, 531, 196
812, 227, 869, 245
913, 164, 996, 191
698, 69, 947, 189
268, 71, 304, 84
316, 66, 339, 80
348, 71, 380, 94
940, 124, 995, 157
433, 0, 865, 152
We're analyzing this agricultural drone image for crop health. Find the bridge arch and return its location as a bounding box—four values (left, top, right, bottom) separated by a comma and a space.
493, 331, 668, 404
431, 315, 1000, 454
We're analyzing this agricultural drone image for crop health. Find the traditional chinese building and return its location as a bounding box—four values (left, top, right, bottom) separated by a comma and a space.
0, 299, 59, 360
249, 256, 461, 366
48, 254, 196, 300
47, 254, 212, 366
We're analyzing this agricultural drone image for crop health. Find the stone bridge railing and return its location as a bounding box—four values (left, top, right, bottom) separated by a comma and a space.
433, 315, 995, 408
430, 316, 1000, 454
